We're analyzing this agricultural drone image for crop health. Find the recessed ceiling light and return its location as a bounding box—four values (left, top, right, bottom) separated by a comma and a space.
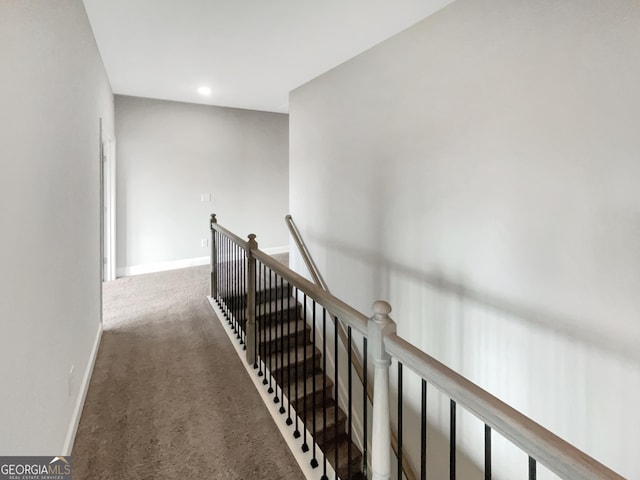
197, 86, 212, 96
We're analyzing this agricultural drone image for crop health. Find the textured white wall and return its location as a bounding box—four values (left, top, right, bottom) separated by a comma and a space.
115, 96, 289, 273
290, 0, 640, 478
0, 0, 114, 454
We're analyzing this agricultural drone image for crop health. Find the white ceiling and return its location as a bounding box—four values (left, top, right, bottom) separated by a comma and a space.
83, 0, 453, 113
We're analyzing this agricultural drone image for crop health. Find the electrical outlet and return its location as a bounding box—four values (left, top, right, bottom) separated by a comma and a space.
201, 238, 209, 248
200, 193, 211, 202
68, 365, 75, 397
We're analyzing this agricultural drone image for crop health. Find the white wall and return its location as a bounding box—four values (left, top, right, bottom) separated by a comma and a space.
0, 0, 113, 454
290, 0, 640, 478
115, 95, 289, 275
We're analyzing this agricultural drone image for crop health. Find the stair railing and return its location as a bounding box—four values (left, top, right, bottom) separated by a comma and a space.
285, 214, 330, 291
286, 215, 416, 480
213, 214, 371, 478
209, 213, 625, 480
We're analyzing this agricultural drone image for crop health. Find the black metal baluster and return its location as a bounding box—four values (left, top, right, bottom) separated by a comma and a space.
213, 230, 219, 306
334, 315, 339, 477
241, 244, 246, 342
450, 400, 456, 480
273, 277, 284, 406
220, 234, 229, 314
211, 229, 220, 304
484, 425, 491, 480
302, 293, 309, 453
362, 337, 368, 480
273, 271, 280, 403
218, 234, 223, 308
259, 263, 266, 380
293, 286, 300, 436
219, 231, 223, 305
278, 276, 285, 412
218, 231, 223, 306
233, 243, 237, 334
529, 457, 536, 480
242, 244, 246, 347
238, 244, 242, 339
237, 244, 242, 342
225, 237, 236, 333
214, 231, 219, 305
286, 282, 293, 424
348, 326, 353, 480
268, 267, 274, 395
236, 244, 241, 342
218, 234, 221, 301
241, 245, 244, 339
252, 255, 257, 369
398, 361, 403, 480
227, 237, 232, 325
224, 236, 229, 321
221, 232, 225, 307
228, 238, 232, 321
263, 263, 268, 381
219, 231, 223, 307
233, 242, 237, 334
321, 308, 328, 480
245, 246, 249, 347
421, 379, 427, 480
311, 300, 318, 469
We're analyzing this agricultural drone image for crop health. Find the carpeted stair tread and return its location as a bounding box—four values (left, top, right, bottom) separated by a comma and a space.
258, 320, 309, 354
256, 297, 300, 323
299, 404, 347, 447
289, 373, 334, 410
256, 286, 294, 302
323, 434, 364, 480
261, 318, 307, 338
268, 345, 321, 383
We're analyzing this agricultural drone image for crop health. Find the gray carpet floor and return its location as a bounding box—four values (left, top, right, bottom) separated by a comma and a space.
72, 264, 304, 479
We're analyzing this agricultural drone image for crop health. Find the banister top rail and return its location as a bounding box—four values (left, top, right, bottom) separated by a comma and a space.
384, 333, 625, 480
251, 248, 368, 336
285, 215, 329, 292
210, 214, 248, 249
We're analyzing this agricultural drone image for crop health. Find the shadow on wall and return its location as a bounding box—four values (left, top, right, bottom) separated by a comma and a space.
316, 234, 638, 366
300, 234, 638, 479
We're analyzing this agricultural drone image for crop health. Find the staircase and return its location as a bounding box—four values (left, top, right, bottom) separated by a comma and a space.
211, 215, 627, 480
253, 274, 365, 480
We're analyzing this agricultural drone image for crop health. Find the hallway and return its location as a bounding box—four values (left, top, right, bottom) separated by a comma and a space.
72, 266, 304, 479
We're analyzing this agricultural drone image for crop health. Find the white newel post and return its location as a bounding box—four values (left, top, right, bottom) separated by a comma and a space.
368, 300, 397, 480
245, 234, 257, 366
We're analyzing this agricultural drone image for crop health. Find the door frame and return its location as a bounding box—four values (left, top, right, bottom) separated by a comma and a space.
102, 135, 116, 282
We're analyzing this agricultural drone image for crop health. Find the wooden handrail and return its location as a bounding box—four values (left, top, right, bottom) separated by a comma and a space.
285, 214, 416, 480
210, 213, 249, 250
251, 248, 368, 335
285, 215, 330, 291
385, 333, 625, 480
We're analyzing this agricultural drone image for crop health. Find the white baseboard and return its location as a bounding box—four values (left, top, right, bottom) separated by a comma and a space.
116, 256, 210, 278
116, 249, 287, 278
262, 245, 289, 255
63, 323, 102, 455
